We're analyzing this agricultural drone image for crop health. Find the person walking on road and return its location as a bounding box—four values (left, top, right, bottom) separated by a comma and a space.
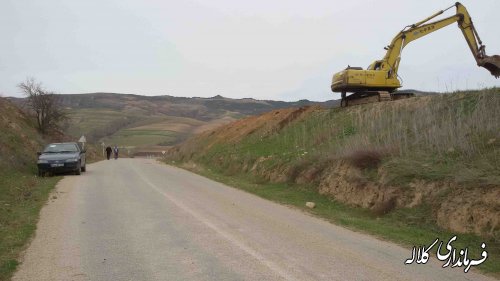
113, 145, 119, 160
105, 146, 112, 160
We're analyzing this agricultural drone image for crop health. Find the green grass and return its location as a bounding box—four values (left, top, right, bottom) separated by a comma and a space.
103, 129, 179, 147
66, 109, 140, 135
0, 169, 60, 281
66, 108, 216, 149
181, 164, 500, 276
67, 110, 206, 137
0, 98, 62, 280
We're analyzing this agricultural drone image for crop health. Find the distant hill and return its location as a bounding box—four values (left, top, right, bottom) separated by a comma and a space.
8, 93, 337, 152
51, 92, 337, 120
398, 88, 438, 96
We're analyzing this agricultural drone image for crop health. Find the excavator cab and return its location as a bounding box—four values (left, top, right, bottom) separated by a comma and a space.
368, 61, 383, 71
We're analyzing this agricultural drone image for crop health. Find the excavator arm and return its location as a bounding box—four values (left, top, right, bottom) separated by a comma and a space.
379, 2, 500, 78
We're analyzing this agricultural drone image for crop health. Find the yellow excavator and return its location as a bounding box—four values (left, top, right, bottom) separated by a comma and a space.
331, 2, 500, 107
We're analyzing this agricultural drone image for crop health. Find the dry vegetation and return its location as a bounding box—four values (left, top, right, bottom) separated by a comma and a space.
171, 89, 499, 184
345, 91, 498, 157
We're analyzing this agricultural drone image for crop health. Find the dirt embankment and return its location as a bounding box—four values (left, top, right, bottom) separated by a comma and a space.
316, 162, 499, 237
241, 153, 500, 238
168, 99, 500, 238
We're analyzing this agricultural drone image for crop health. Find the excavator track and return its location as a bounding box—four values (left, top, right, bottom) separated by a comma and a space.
340, 91, 414, 107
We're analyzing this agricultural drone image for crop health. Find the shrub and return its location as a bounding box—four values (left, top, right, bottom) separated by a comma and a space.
345, 149, 384, 169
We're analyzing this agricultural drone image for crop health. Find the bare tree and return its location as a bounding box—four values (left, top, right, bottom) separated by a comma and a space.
17, 77, 67, 134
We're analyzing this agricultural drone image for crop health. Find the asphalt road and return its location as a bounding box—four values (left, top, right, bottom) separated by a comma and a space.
13, 158, 496, 281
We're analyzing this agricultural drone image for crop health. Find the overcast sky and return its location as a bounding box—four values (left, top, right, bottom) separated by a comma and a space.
1, 0, 499, 101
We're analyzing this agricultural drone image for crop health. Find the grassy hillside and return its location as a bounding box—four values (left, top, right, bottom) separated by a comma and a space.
99, 115, 236, 148
171, 89, 499, 185
0, 98, 60, 280
167, 88, 500, 274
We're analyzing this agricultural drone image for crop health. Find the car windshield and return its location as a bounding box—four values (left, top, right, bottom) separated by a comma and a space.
43, 143, 79, 153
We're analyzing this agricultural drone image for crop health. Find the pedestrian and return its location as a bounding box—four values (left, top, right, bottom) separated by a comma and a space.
113, 145, 119, 160
105, 146, 112, 160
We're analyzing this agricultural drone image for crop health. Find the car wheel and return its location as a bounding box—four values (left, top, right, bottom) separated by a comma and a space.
75, 162, 81, 175
81, 164, 86, 172
38, 169, 44, 177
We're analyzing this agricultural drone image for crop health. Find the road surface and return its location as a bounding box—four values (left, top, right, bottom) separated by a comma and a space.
13, 158, 495, 281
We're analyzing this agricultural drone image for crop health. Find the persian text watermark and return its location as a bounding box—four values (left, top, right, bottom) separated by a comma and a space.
404, 235, 488, 273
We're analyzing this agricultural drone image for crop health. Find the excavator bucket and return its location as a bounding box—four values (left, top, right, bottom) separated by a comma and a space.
478, 55, 500, 78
